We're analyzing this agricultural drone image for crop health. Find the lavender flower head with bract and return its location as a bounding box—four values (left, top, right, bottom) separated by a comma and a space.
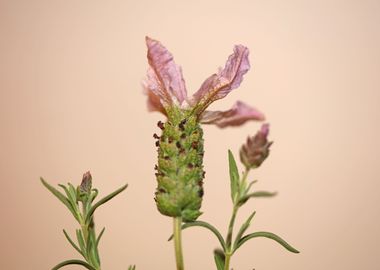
143, 37, 264, 221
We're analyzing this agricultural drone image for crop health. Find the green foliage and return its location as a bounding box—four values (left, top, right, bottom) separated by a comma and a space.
40, 178, 80, 222
237, 191, 277, 206
213, 249, 225, 270
172, 150, 298, 270
233, 211, 256, 248
168, 220, 226, 252
228, 150, 240, 203
85, 183, 128, 223
234, 231, 300, 254
41, 175, 130, 270
52, 259, 97, 270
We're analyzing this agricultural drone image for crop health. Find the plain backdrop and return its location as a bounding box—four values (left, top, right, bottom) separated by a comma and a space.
1, 0, 380, 269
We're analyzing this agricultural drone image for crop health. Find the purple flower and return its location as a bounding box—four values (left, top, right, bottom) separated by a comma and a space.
240, 124, 273, 169
80, 171, 92, 193
143, 37, 265, 127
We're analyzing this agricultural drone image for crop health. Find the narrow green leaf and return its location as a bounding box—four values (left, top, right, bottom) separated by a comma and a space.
233, 211, 256, 248
238, 191, 277, 206
51, 259, 96, 270
249, 191, 277, 197
228, 150, 240, 203
214, 249, 225, 270
96, 227, 105, 247
168, 221, 226, 251
62, 229, 84, 258
76, 229, 87, 258
85, 183, 128, 223
234, 231, 300, 254
40, 178, 78, 220
86, 229, 95, 255
87, 230, 99, 266
68, 183, 78, 202
128, 265, 136, 270
58, 184, 80, 221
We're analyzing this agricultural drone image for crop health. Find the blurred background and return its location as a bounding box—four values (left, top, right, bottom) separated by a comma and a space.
1, 0, 379, 269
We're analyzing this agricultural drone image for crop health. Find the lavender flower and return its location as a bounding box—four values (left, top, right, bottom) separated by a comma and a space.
144, 37, 264, 222
240, 124, 273, 169
80, 171, 92, 193
144, 37, 265, 126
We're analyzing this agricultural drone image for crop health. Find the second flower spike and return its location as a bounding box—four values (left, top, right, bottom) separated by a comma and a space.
240, 124, 273, 169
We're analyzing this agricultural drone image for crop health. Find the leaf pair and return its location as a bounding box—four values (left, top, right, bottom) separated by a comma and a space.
41, 177, 127, 224
168, 217, 299, 256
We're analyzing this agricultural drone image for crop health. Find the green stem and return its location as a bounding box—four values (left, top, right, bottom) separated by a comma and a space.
80, 205, 101, 270
224, 253, 231, 270
241, 169, 249, 190
224, 169, 250, 270
225, 206, 238, 249
224, 206, 238, 270
173, 217, 184, 270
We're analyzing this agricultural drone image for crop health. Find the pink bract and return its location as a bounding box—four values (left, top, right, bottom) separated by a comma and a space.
143, 36, 265, 127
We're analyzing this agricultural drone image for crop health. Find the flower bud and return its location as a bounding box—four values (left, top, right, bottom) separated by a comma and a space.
240, 124, 273, 169
80, 171, 92, 193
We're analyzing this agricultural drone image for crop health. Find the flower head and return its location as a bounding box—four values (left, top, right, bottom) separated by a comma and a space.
143, 36, 265, 126
80, 171, 92, 193
240, 124, 273, 169
144, 37, 265, 222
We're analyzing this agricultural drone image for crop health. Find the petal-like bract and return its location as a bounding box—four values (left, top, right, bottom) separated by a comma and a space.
200, 101, 265, 128
192, 45, 250, 112
145, 37, 187, 107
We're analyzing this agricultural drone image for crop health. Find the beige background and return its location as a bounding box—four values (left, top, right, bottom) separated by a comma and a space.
1, 0, 380, 269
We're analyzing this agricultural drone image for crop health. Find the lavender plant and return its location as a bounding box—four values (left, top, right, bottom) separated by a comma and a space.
41, 37, 298, 270
40, 172, 132, 270
144, 37, 299, 270
169, 125, 299, 270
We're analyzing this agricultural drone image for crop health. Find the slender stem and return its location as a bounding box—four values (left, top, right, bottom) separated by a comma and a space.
241, 169, 249, 190
81, 199, 101, 270
224, 253, 231, 270
225, 206, 238, 249
224, 169, 250, 270
173, 217, 184, 270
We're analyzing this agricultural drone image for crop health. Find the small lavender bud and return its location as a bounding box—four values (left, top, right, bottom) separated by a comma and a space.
240, 124, 273, 169
80, 171, 92, 193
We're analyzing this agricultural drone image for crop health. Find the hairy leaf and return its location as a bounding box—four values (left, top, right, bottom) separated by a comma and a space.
62, 229, 84, 258
234, 231, 299, 254
238, 191, 277, 206
40, 178, 79, 221
96, 227, 105, 247
168, 221, 226, 251
233, 211, 256, 248
214, 249, 225, 270
228, 150, 240, 203
52, 259, 96, 270
76, 229, 87, 258
86, 183, 128, 223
